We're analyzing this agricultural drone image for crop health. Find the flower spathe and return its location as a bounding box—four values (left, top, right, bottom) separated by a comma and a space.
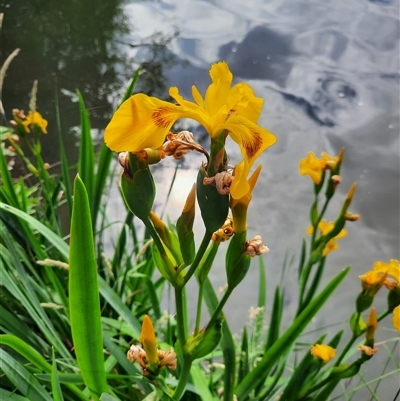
104, 61, 276, 199
307, 219, 347, 256
310, 344, 336, 363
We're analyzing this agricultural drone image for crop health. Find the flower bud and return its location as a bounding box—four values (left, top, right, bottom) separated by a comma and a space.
120, 153, 156, 221
226, 231, 251, 289
183, 319, 223, 359
197, 163, 229, 234
176, 184, 196, 266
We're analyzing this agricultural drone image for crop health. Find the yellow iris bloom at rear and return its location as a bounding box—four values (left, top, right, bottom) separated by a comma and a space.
104, 61, 276, 199
311, 344, 336, 363
307, 219, 347, 256
22, 111, 48, 134
372, 259, 400, 285
299, 151, 340, 184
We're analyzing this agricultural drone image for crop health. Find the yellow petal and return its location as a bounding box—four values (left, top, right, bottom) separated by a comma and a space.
140, 315, 159, 365
229, 82, 264, 123
299, 152, 325, 184
104, 94, 182, 153
204, 61, 233, 116
373, 259, 400, 282
311, 344, 336, 363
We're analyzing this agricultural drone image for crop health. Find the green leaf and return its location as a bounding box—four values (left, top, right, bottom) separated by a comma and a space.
0, 349, 53, 401
190, 364, 219, 401
0, 388, 29, 400
69, 174, 108, 400
265, 287, 283, 350
0, 202, 69, 259
100, 394, 122, 401
98, 275, 141, 338
77, 90, 95, 213
51, 348, 64, 401
238, 328, 249, 383
235, 266, 350, 400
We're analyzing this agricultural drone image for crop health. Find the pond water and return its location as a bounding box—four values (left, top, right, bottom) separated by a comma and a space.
2, 0, 399, 397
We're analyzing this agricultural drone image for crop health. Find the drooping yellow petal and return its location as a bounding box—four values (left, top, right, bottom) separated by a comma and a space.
393, 305, 400, 332
105, 94, 185, 152
140, 315, 159, 365
229, 83, 264, 123
311, 344, 336, 363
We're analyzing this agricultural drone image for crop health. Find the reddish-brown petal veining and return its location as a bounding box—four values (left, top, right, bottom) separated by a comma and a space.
152, 107, 176, 128
242, 131, 262, 158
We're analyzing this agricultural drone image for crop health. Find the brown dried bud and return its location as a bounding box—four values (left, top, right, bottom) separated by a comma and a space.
158, 348, 177, 370
385, 278, 398, 290
245, 235, 270, 257
44, 163, 50, 170
127, 344, 147, 370
118, 151, 129, 170
163, 130, 209, 160
203, 172, 232, 195
212, 217, 234, 241
345, 213, 360, 221
358, 345, 379, 356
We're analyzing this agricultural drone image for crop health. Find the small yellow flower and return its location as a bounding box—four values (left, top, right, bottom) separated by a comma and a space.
359, 270, 388, 296
299, 152, 340, 184
393, 305, 400, 332
307, 220, 347, 256
310, 344, 336, 363
372, 259, 400, 286
139, 315, 159, 365
104, 61, 276, 199
22, 111, 48, 134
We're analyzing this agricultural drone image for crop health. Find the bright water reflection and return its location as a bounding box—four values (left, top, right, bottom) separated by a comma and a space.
121, 1, 399, 394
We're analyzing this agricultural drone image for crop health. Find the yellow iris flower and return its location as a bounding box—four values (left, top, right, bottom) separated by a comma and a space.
372, 259, 400, 284
299, 151, 340, 184
22, 111, 48, 134
310, 344, 336, 363
104, 61, 276, 199
307, 219, 347, 256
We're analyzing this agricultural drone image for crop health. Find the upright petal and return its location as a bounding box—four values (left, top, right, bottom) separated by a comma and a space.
204, 61, 233, 116
104, 94, 183, 152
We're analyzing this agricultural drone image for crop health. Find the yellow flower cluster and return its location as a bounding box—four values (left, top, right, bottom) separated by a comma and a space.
307, 219, 347, 256
299, 151, 340, 184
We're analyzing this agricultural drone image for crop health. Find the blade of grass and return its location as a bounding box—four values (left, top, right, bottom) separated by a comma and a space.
0, 348, 53, 401
51, 348, 64, 401
235, 266, 351, 400
0, 335, 87, 400
77, 91, 94, 215
69, 174, 107, 400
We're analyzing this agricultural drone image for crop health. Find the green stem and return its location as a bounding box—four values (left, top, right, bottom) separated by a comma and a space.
175, 287, 187, 344
173, 353, 192, 400
206, 286, 233, 331
184, 231, 212, 284
335, 309, 390, 366
194, 283, 204, 336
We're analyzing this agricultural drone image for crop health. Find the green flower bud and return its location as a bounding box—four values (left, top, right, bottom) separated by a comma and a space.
176, 184, 196, 266
183, 319, 222, 360
196, 164, 229, 234
330, 361, 361, 379
151, 242, 184, 288
226, 231, 251, 289
388, 288, 400, 313
349, 312, 366, 336
355, 292, 374, 313
120, 153, 155, 221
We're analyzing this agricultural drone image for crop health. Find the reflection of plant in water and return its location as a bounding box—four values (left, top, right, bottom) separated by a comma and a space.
2, 1, 179, 163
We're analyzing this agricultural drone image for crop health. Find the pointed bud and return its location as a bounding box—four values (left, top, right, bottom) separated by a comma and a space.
365, 307, 378, 342
140, 315, 159, 367
176, 184, 196, 265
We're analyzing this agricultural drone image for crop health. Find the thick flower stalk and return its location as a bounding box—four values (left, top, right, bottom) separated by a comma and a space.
104, 61, 276, 199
